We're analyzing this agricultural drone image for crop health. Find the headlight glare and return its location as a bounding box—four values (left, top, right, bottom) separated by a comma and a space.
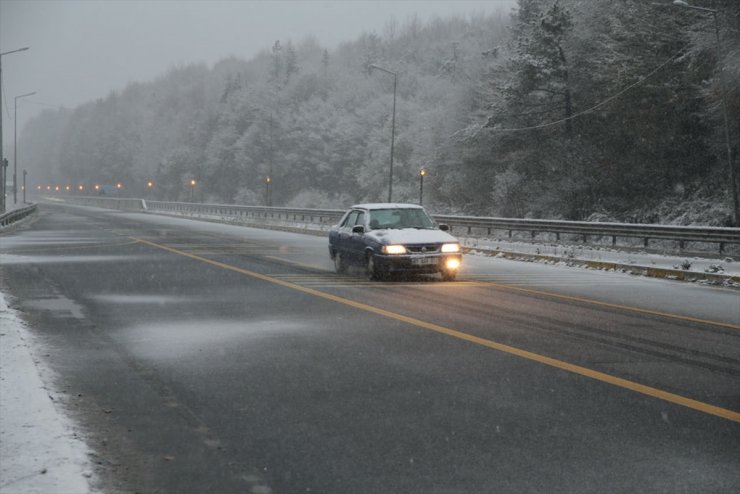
441, 243, 461, 253
445, 258, 461, 270
383, 244, 407, 255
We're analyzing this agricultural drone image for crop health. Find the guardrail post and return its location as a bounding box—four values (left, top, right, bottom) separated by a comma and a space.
612, 235, 617, 246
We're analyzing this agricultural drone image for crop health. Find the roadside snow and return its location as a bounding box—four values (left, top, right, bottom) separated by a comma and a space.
458, 237, 740, 278
0, 292, 93, 494
142, 206, 739, 280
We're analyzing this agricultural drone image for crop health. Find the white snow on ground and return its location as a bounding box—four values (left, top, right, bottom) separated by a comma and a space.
459, 237, 740, 277
143, 207, 740, 279
2, 201, 734, 494
0, 292, 93, 494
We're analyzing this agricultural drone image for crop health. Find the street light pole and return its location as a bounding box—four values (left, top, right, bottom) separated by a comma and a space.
369, 64, 397, 203
673, 1, 738, 226
14, 91, 36, 204
0, 46, 30, 213
22, 170, 27, 203
419, 168, 426, 205
189, 178, 197, 202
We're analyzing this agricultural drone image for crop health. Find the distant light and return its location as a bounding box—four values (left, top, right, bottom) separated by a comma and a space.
65, 185, 70, 191
420, 168, 427, 177
190, 179, 197, 187
147, 180, 154, 188
116, 182, 123, 189
94, 184, 100, 191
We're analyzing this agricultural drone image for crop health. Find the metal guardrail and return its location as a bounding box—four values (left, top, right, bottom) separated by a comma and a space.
64, 196, 147, 211
59, 196, 740, 254
434, 214, 740, 254
146, 200, 343, 225
0, 203, 37, 227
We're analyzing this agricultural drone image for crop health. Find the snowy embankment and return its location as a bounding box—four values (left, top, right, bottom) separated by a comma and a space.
0, 292, 93, 494
157, 209, 740, 286
460, 237, 739, 286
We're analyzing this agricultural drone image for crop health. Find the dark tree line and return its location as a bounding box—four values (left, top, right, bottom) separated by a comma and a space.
19, 0, 740, 225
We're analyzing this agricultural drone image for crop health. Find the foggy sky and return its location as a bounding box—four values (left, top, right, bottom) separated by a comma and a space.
0, 0, 516, 150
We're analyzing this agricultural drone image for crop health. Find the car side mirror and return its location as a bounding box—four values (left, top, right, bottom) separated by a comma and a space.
439, 224, 450, 231
352, 225, 365, 234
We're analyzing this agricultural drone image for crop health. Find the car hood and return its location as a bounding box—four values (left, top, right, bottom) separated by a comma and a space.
366, 228, 459, 245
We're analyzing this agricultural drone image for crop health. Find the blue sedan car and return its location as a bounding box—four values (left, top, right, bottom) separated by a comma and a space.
328, 203, 462, 281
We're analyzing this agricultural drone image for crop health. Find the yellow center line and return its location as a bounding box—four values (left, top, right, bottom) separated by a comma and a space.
262, 255, 326, 271
131, 236, 740, 423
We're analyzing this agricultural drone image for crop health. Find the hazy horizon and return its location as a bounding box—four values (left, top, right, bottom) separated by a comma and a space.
0, 0, 516, 148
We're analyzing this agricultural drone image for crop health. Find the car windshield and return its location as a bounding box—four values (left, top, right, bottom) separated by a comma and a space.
368, 208, 435, 230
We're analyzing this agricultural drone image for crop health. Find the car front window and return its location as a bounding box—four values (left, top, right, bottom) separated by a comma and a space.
368, 209, 435, 230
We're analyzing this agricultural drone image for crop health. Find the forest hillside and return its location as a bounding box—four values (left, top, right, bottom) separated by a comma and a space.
20, 0, 740, 225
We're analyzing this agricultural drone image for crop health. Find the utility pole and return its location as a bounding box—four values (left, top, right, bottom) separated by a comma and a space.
0, 47, 30, 212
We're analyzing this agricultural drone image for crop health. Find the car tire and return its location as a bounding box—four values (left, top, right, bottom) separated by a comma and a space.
366, 252, 381, 280
441, 270, 457, 282
334, 251, 346, 274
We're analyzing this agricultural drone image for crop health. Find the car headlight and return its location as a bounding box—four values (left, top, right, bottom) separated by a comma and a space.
383, 244, 407, 255
441, 243, 460, 253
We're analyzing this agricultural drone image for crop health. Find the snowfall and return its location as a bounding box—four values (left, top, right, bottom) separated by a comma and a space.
0, 204, 737, 494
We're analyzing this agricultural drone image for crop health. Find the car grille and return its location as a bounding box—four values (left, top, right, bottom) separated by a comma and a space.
406, 244, 440, 253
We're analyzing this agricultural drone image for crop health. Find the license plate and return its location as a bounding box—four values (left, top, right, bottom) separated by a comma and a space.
412, 257, 437, 266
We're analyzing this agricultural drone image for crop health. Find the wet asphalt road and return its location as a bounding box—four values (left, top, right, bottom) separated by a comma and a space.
1, 203, 739, 493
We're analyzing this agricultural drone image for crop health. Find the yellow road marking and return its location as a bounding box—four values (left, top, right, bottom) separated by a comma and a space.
131, 236, 740, 423
263, 255, 326, 271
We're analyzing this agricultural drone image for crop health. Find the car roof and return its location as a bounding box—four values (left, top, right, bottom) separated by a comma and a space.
351, 203, 424, 210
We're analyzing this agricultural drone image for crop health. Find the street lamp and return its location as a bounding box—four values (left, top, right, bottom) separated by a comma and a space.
251, 108, 276, 206
673, 0, 738, 226
0, 46, 30, 212
14, 91, 36, 204
419, 168, 427, 205
369, 64, 397, 203
189, 178, 197, 202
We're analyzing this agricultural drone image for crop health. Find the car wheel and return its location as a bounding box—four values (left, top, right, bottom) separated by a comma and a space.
366, 252, 381, 280
333, 251, 346, 274
441, 270, 457, 282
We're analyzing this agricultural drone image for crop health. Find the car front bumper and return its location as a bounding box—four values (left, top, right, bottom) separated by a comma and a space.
375, 253, 462, 274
